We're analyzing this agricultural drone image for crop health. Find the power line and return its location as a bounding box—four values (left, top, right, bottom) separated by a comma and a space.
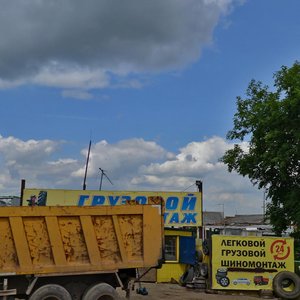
182, 182, 196, 192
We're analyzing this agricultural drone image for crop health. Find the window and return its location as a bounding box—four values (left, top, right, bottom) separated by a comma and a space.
165, 235, 177, 261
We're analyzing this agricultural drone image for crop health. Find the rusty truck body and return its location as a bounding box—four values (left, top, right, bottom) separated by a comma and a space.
0, 204, 164, 299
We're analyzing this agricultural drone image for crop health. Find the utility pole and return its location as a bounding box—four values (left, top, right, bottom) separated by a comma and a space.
195, 180, 202, 193
195, 180, 203, 239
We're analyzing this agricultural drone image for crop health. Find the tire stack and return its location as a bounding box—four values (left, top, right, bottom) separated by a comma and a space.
192, 262, 208, 292
183, 263, 208, 292
191, 276, 207, 291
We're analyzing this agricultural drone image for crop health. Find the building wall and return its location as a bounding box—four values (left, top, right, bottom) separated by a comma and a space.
157, 229, 194, 283
157, 263, 187, 283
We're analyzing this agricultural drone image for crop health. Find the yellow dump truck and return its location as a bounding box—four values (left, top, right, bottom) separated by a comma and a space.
0, 205, 164, 299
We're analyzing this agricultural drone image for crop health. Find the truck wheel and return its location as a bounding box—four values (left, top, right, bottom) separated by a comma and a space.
273, 271, 300, 299
29, 284, 72, 300
82, 282, 119, 300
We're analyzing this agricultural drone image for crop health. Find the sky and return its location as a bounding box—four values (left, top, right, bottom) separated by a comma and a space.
0, 0, 299, 216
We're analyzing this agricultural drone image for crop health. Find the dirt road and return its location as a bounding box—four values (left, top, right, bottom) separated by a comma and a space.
118, 283, 279, 300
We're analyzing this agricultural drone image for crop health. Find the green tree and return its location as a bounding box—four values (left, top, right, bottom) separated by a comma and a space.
221, 62, 300, 236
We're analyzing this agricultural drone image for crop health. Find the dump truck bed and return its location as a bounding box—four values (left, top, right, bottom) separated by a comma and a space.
0, 205, 163, 276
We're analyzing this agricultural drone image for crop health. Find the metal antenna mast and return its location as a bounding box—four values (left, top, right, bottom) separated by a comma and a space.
99, 168, 113, 191
83, 140, 92, 190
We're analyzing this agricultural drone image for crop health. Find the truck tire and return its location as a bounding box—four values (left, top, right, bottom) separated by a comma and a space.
29, 284, 72, 300
273, 271, 300, 299
179, 267, 194, 286
199, 263, 208, 278
82, 282, 119, 300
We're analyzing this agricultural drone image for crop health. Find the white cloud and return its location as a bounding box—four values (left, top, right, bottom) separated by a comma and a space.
62, 90, 94, 100
0, 78, 26, 89
138, 137, 231, 178
72, 138, 172, 189
0, 0, 236, 90
0, 134, 262, 215
32, 66, 110, 89
130, 136, 262, 214
0, 135, 80, 193
0, 135, 59, 163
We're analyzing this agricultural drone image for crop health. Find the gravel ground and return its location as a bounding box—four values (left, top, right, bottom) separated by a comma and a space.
118, 282, 280, 300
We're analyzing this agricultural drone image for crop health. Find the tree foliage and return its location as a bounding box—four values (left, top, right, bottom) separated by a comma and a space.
221, 62, 300, 236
